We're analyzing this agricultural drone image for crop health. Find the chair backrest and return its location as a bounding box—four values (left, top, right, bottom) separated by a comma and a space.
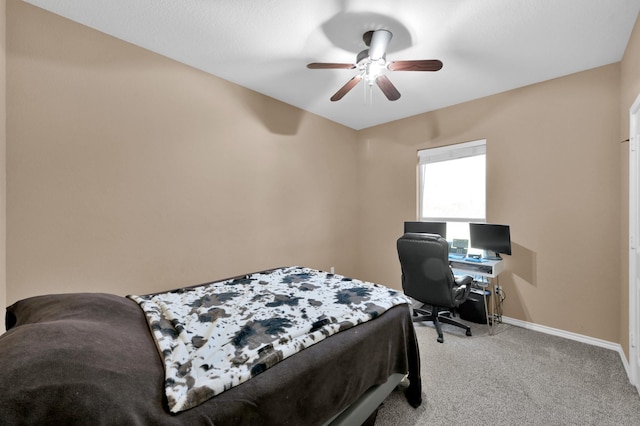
397, 232, 457, 308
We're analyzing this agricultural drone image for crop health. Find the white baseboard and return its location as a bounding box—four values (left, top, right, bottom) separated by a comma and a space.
502, 316, 631, 380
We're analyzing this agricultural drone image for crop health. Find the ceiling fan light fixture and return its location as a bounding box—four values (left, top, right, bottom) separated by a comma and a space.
364, 61, 384, 85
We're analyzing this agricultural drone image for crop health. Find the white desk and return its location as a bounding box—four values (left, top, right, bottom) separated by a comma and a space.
449, 257, 503, 278
449, 257, 504, 334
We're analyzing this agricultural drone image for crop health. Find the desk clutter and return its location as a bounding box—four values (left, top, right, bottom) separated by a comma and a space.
403, 220, 512, 261
457, 281, 505, 325
400, 221, 511, 338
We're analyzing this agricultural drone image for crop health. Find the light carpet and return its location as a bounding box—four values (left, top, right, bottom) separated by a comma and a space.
376, 320, 640, 425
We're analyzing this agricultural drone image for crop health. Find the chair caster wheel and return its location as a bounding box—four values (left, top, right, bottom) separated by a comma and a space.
466, 330, 472, 336
437, 336, 444, 343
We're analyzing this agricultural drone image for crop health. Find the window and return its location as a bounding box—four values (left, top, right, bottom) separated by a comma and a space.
418, 140, 486, 241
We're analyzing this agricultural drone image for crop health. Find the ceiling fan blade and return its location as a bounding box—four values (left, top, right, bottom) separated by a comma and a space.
375, 74, 401, 101
307, 63, 356, 69
330, 75, 363, 101
387, 59, 443, 72
368, 29, 392, 61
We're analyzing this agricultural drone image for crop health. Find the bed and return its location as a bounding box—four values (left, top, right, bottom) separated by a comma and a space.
0, 266, 421, 425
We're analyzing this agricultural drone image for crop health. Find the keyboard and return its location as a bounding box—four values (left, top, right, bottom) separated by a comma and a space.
464, 257, 486, 263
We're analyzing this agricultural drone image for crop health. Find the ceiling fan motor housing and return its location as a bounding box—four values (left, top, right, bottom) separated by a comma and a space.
368, 29, 392, 60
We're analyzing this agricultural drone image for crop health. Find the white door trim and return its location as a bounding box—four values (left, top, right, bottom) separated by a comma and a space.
629, 92, 640, 393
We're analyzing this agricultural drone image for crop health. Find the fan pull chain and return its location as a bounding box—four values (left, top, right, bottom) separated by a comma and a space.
363, 80, 374, 108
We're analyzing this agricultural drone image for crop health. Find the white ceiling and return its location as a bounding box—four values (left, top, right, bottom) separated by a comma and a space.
23, 0, 640, 130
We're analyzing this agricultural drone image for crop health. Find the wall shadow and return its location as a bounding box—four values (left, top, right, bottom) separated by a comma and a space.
505, 242, 537, 287
500, 242, 536, 321
236, 85, 305, 135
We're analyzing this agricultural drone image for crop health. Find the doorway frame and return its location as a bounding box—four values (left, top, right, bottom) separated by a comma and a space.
629, 92, 640, 392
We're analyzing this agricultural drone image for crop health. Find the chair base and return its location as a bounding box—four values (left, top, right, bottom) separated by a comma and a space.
412, 305, 472, 343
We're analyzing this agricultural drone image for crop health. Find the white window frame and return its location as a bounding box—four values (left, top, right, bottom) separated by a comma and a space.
417, 139, 486, 223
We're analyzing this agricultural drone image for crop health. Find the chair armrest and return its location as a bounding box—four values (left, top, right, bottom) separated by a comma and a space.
455, 275, 473, 286
452, 275, 473, 306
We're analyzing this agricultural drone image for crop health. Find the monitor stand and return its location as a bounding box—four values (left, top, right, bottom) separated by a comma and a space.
483, 250, 502, 261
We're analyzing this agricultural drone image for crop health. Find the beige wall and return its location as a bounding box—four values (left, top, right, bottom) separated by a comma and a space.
6, 1, 359, 303
4, 0, 638, 353
356, 63, 622, 342
0, 0, 6, 313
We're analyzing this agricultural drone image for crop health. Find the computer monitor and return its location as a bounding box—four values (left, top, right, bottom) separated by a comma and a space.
469, 223, 512, 259
404, 221, 447, 239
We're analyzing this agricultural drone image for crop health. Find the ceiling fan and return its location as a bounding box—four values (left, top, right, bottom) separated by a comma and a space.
307, 29, 443, 102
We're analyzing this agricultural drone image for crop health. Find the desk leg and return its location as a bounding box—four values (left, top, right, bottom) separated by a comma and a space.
481, 283, 492, 336
488, 277, 503, 333
490, 279, 496, 334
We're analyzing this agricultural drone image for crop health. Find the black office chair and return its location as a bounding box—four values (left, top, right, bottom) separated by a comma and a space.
397, 232, 473, 343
